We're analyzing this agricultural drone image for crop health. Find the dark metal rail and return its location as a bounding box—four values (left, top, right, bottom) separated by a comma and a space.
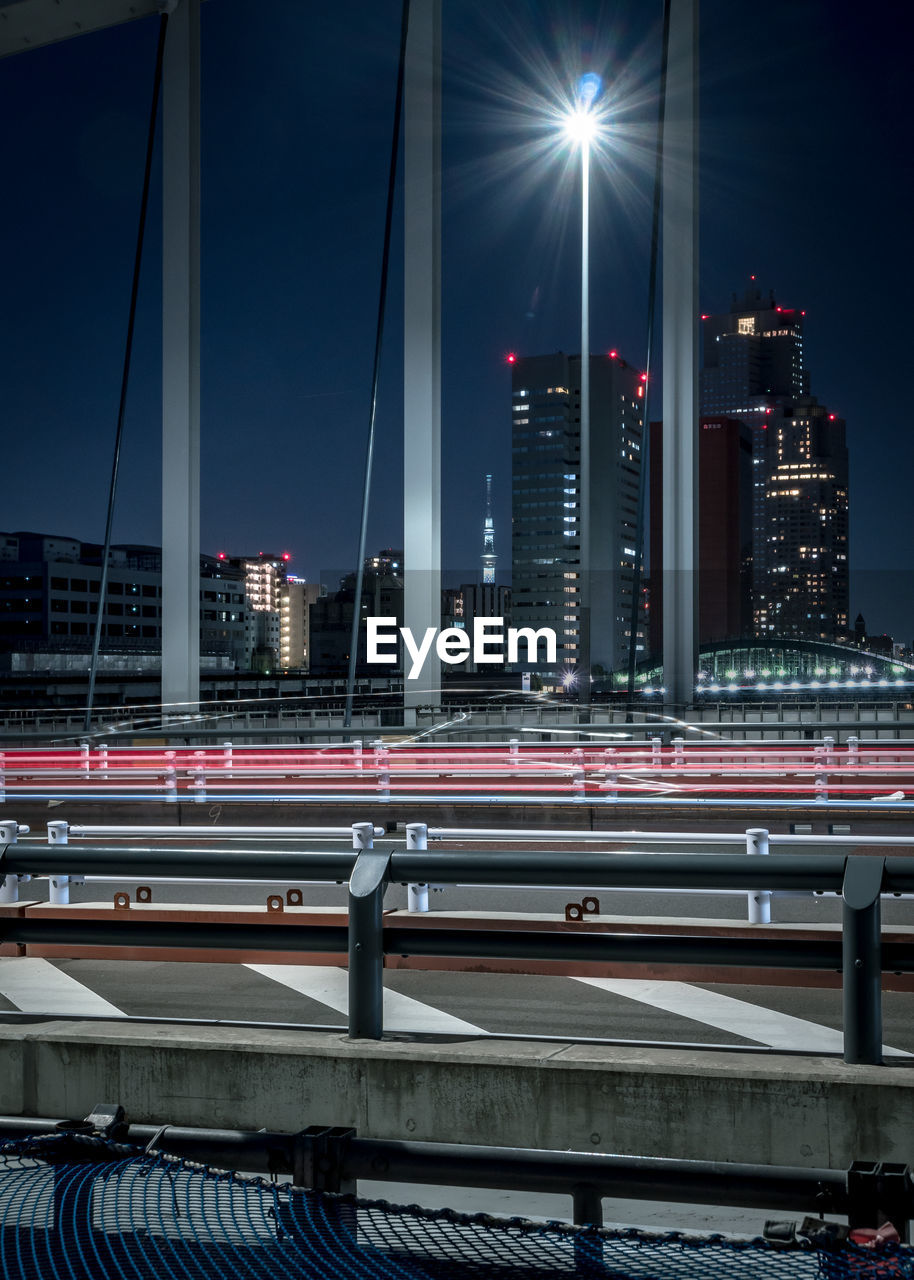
2, 840, 912, 1063
1, 1110, 911, 1235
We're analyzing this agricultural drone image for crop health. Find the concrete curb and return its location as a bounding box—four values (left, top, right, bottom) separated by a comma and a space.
1, 1020, 911, 1169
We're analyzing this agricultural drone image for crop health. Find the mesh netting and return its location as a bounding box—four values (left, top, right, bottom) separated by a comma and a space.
1, 1136, 912, 1279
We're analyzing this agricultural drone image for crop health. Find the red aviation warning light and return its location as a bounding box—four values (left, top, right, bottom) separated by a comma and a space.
506, 352, 517, 364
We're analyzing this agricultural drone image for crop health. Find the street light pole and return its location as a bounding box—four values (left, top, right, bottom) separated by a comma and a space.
567, 73, 601, 710
578, 121, 591, 709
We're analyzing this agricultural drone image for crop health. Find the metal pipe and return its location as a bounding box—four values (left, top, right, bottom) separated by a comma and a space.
0, 1116, 854, 1217
65, 825, 386, 839
427, 828, 914, 846
843, 856, 885, 1065
384, 926, 846, 970
6, 846, 914, 893
348, 824, 389, 1039
0, 919, 348, 954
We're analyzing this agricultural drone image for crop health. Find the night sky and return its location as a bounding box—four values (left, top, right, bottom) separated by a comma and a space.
2, 1, 911, 638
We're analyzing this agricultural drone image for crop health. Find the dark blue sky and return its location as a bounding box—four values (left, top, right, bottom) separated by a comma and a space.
2, 0, 911, 636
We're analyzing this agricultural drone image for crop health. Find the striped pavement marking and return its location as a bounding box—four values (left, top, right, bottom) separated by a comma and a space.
572, 977, 911, 1056
0, 958, 125, 1017
245, 964, 486, 1035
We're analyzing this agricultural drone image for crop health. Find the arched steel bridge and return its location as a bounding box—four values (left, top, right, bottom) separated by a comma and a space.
616, 638, 914, 694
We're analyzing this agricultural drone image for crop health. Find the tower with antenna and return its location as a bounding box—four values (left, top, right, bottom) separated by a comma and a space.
481, 474, 497, 584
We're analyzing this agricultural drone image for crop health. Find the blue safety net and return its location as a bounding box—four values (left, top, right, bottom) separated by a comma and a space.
1, 1135, 912, 1279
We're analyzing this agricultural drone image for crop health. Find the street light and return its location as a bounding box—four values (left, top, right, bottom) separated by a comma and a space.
563, 73, 603, 707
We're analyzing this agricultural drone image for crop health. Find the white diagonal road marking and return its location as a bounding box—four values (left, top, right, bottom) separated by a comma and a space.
0, 958, 125, 1017
572, 977, 910, 1056
246, 964, 485, 1034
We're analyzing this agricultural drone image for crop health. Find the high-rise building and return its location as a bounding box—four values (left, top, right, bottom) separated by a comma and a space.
700, 281, 809, 620
649, 416, 753, 650
756, 398, 848, 640
226, 552, 290, 671
308, 551, 404, 675
0, 531, 247, 671
481, 474, 497, 584
441, 581, 512, 671
699, 281, 849, 640
279, 577, 325, 670
511, 351, 644, 677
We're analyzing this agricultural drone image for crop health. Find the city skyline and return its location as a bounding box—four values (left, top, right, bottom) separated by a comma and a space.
2, 0, 910, 638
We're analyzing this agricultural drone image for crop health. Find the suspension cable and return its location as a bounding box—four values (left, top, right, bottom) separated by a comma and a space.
84, 14, 170, 734
343, 0, 411, 732
626, 0, 672, 704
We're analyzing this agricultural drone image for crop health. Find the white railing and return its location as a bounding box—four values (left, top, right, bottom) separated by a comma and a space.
3, 818, 914, 924
2, 736, 914, 805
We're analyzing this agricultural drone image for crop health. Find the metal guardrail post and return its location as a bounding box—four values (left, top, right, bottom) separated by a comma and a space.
0, 821, 30, 905
573, 747, 585, 801
47, 821, 71, 905
746, 828, 771, 924
571, 1183, 603, 1226
164, 751, 177, 803
842, 856, 885, 1066
602, 747, 618, 800
348, 822, 390, 1039
406, 823, 429, 912
191, 750, 207, 804
844, 1159, 913, 1237
847, 735, 860, 767
877, 1162, 914, 1241
673, 736, 685, 768
571, 1183, 604, 1270
292, 1124, 357, 1193
814, 744, 828, 802
372, 740, 390, 801
651, 736, 662, 769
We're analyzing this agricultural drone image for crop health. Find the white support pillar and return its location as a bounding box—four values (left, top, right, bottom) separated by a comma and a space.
661, 0, 699, 711
161, 0, 201, 713
403, 0, 442, 715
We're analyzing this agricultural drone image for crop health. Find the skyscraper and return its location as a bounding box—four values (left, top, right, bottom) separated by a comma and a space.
756, 399, 849, 641
699, 281, 848, 640
481, 474, 497, 585
700, 282, 808, 616
649, 416, 753, 650
511, 351, 644, 678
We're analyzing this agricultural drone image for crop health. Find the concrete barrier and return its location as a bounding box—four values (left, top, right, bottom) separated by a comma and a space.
0, 1020, 911, 1169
